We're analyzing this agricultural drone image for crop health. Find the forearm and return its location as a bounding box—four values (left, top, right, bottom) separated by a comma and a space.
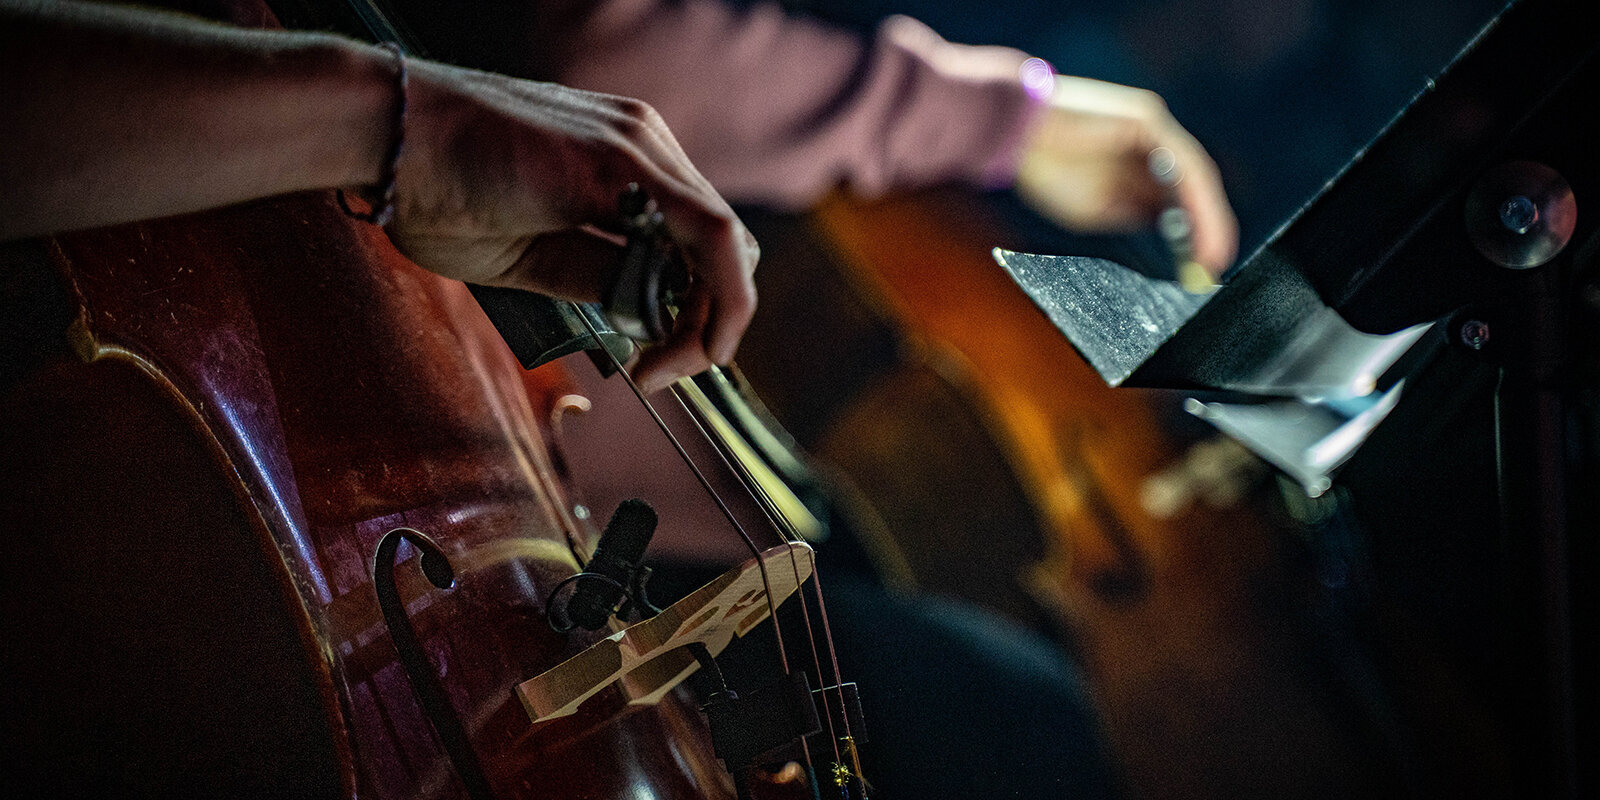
0, 0, 393, 240
541, 0, 1045, 208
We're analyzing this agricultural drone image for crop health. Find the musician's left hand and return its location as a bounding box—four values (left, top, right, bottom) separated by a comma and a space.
1013, 75, 1238, 278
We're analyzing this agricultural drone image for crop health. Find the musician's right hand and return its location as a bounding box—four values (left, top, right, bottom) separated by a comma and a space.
390, 58, 760, 393
0, 0, 758, 395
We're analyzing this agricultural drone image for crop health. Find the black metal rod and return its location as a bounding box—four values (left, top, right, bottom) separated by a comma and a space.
1494, 264, 1577, 799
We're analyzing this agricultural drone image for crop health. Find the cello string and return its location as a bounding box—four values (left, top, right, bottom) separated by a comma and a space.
682, 374, 858, 762
666, 377, 851, 767
799, 550, 859, 759
572, 310, 794, 668
570, 315, 849, 783
324, 0, 842, 790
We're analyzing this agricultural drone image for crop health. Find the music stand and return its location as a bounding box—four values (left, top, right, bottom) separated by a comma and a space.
999, 0, 1597, 795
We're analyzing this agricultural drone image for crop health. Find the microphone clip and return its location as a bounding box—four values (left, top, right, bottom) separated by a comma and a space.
546, 499, 663, 632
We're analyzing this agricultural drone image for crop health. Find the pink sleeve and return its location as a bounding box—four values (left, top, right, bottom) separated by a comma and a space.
545, 1, 1052, 209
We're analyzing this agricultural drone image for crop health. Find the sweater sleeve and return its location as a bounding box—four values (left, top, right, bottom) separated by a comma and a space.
544, 1, 1052, 209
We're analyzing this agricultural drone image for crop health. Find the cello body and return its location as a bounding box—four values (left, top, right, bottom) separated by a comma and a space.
0, 184, 734, 797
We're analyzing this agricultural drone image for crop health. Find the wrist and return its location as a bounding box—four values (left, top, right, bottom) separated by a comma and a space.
333, 42, 406, 224
977, 58, 1057, 190
297, 36, 405, 192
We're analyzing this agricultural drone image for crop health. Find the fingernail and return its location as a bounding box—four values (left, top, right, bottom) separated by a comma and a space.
1177, 260, 1218, 294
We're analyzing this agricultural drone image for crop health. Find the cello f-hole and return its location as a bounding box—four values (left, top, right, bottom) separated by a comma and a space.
372, 527, 495, 800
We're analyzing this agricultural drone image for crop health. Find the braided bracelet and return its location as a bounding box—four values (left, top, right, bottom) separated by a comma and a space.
338, 41, 406, 226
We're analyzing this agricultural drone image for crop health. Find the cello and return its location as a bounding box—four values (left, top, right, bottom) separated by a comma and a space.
733, 189, 1406, 799
0, 1, 862, 796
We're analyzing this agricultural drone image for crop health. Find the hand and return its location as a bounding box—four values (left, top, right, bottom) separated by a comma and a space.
0, 0, 759, 394
1013, 75, 1237, 278
388, 59, 760, 392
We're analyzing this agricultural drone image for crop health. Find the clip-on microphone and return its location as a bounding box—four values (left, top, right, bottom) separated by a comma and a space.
547, 498, 661, 632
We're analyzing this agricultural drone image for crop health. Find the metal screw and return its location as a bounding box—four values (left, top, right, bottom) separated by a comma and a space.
1460, 319, 1491, 350
1499, 195, 1539, 235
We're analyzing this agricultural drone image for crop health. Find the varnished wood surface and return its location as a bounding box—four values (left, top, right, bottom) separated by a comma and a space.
1, 190, 747, 797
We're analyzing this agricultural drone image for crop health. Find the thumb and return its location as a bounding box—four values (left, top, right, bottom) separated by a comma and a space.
492, 227, 626, 302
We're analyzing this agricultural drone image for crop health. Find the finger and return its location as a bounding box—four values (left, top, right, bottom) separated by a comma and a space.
1168, 137, 1238, 277
708, 224, 761, 359
492, 227, 626, 301
1116, 147, 1172, 220
646, 187, 759, 365
569, 96, 758, 362
631, 288, 715, 394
